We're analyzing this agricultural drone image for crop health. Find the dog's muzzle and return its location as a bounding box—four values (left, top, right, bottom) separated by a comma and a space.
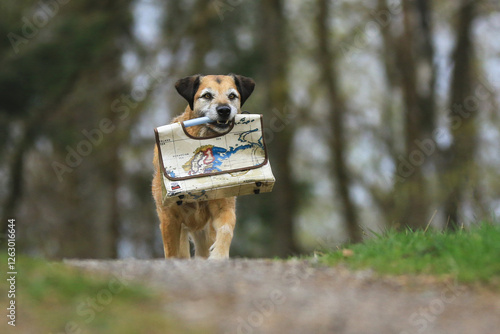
216, 105, 232, 127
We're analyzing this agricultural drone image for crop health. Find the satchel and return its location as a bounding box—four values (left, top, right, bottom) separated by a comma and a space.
154, 114, 275, 205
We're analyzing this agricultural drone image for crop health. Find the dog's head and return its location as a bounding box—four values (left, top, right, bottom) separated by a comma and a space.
175, 74, 255, 133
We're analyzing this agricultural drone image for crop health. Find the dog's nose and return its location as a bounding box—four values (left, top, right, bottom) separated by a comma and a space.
216, 105, 231, 119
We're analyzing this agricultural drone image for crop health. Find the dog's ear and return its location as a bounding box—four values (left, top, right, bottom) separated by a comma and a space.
230, 74, 255, 107
175, 75, 202, 110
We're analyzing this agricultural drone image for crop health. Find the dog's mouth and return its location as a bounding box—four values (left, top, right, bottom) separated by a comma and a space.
217, 119, 231, 126
208, 118, 234, 132
197, 109, 235, 132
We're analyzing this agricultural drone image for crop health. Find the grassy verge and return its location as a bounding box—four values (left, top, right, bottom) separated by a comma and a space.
0, 255, 206, 333
317, 222, 500, 286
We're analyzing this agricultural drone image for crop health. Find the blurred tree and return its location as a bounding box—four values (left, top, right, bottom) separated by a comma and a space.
0, 0, 133, 258
316, 0, 362, 242
393, 0, 437, 229
379, 0, 437, 229
358, 0, 438, 230
259, 0, 300, 256
441, 0, 478, 230
367, 0, 493, 231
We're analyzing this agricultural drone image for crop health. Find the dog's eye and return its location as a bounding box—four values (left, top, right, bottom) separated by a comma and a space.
202, 93, 213, 100
228, 93, 237, 100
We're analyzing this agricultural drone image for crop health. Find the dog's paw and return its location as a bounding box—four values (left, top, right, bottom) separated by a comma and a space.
208, 242, 229, 260
208, 253, 229, 260
208, 248, 229, 260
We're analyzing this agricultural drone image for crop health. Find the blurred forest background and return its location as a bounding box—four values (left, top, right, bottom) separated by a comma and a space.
1, 0, 499, 259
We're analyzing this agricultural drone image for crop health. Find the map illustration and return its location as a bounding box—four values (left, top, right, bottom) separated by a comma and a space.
159, 117, 266, 180
181, 128, 263, 176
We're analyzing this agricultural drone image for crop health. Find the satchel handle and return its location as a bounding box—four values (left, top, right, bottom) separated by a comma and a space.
183, 116, 212, 128
183, 111, 251, 128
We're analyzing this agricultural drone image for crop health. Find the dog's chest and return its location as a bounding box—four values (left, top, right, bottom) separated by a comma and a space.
171, 202, 211, 231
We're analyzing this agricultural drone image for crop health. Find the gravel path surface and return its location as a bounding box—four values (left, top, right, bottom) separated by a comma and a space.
65, 259, 500, 334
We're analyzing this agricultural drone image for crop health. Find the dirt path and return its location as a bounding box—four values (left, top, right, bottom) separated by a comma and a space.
65, 258, 500, 334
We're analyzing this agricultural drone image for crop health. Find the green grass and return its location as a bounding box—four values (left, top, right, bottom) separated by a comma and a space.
317, 222, 500, 286
0, 255, 207, 334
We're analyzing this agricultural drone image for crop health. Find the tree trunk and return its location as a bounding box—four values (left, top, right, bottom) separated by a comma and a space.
442, 1, 477, 230
396, 1, 428, 229
317, 0, 362, 243
1, 122, 32, 238
260, 0, 299, 256
377, 0, 437, 229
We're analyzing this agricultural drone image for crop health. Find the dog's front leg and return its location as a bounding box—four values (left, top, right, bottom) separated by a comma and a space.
191, 227, 211, 258
208, 198, 236, 260
159, 212, 182, 258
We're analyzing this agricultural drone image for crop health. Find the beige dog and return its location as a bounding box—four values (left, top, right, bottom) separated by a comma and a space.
152, 74, 255, 259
